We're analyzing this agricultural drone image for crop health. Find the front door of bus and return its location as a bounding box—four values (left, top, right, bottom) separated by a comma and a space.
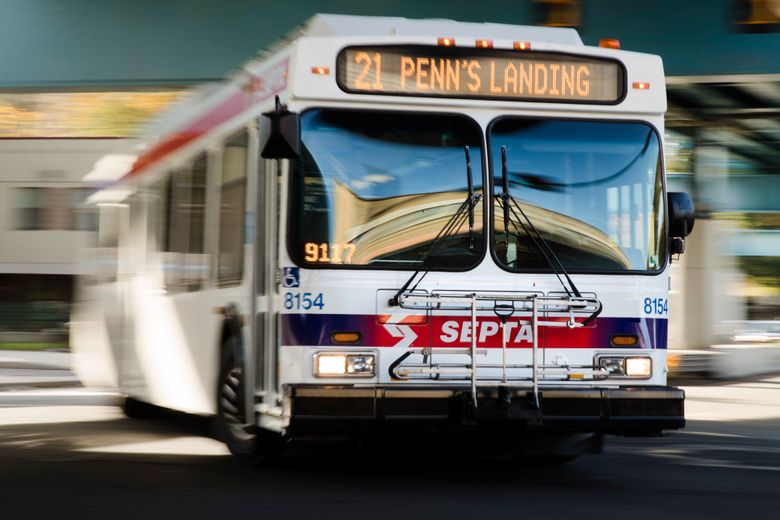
250, 156, 281, 427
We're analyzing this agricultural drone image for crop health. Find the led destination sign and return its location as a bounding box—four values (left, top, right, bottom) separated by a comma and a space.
337, 46, 624, 103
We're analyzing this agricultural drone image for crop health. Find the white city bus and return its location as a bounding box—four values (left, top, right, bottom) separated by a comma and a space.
72, 14, 695, 463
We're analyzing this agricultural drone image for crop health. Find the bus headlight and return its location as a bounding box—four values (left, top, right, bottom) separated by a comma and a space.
596, 355, 653, 378
314, 352, 375, 377
625, 357, 652, 377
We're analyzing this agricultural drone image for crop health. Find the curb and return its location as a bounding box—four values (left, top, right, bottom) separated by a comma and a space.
0, 378, 82, 390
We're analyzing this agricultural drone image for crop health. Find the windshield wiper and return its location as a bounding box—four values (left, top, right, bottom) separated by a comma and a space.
465, 146, 476, 250
498, 145, 582, 299
390, 146, 481, 306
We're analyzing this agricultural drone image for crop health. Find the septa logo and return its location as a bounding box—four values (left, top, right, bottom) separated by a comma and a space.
436, 318, 533, 347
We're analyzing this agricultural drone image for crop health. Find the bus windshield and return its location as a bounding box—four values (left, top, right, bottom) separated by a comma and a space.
489, 118, 666, 273
289, 109, 484, 269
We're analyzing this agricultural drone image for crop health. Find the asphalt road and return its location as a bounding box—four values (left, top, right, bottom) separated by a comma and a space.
1, 378, 779, 520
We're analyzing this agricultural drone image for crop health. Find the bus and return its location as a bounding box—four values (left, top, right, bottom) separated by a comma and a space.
71, 14, 695, 463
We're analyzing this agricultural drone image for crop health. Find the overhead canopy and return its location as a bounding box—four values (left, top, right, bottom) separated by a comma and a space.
2, 0, 780, 89
666, 79, 780, 173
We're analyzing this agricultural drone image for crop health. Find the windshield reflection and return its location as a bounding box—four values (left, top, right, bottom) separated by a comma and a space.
289, 109, 485, 269
490, 118, 666, 272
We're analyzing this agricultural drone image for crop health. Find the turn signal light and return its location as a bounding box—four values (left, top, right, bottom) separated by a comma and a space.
611, 334, 639, 347
331, 331, 361, 344
633, 82, 651, 90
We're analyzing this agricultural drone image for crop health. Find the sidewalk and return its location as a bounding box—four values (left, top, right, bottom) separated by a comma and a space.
0, 350, 80, 389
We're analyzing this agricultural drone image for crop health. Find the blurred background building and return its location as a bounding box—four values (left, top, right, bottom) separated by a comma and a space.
0, 0, 778, 353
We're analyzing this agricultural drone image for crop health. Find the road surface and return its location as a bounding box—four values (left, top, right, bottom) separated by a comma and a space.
0, 377, 778, 519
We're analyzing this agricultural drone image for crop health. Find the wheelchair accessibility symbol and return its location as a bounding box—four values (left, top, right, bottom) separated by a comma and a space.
282, 267, 300, 288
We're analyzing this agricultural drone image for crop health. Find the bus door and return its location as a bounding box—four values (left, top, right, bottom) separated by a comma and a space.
251, 155, 282, 426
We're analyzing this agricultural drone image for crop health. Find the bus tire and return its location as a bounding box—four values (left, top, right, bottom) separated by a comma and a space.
215, 336, 283, 465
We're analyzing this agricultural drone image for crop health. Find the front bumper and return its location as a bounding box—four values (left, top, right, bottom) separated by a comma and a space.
287, 385, 685, 435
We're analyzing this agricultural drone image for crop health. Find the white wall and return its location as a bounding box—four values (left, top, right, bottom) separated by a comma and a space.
0, 139, 129, 275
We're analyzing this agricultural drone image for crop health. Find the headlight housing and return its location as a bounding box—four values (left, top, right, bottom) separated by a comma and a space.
596, 355, 653, 378
314, 352, 376, 377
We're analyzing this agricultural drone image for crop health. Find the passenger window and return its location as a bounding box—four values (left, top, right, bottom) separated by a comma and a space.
165, 154, 208, 291
218, 131, 248, 286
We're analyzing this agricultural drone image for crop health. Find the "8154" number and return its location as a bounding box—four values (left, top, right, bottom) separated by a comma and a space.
643, 297, 668, 316
284, 292, 324, 310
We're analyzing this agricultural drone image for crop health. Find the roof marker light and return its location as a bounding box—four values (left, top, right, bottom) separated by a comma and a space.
513, 41, 532, 50
633, 82, 651, 90
311, 66, 330, 75
437, 37, 456, 46
599, 38, 621, 49
476, 39, 493, 49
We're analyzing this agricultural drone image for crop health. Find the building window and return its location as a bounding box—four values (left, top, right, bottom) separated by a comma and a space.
70, 188, 98, 231
16, 188, 46, 230
15, 187, 96, 231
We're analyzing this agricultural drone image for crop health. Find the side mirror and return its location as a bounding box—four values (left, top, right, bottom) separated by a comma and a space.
668, 191, 695, 238
261, 96, 300, 159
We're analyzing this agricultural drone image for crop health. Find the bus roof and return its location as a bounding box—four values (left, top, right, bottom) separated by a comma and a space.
90, 15, 660, 191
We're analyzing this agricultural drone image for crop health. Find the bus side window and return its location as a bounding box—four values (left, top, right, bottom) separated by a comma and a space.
218, 130, 248, 286
165, 154, 208, 292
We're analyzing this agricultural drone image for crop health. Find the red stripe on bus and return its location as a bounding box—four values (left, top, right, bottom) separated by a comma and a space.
124, 58, 289, 180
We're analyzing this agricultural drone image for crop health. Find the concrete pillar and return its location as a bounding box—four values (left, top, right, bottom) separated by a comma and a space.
669, 145, 746, 350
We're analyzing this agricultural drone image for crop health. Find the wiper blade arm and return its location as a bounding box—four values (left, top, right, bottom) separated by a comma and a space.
500, 145, 581, 299
500, 144, 511, 250
466, 146, 476, 250
390, 146, 481, 306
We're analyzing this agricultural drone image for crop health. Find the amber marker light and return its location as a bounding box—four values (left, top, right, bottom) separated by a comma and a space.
475, 39, 493, 48
611, 334, 639, 347
599, 38, 621, 49
633, 81, 651, 90
311, 66, 330, 75
513, 41, 532, 50
437, 37, 456, 46
331, 331, 361, 344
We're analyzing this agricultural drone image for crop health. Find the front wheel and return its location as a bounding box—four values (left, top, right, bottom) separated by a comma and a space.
215, 338, 284, 464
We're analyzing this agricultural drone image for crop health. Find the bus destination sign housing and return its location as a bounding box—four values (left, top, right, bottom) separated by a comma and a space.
337, 45, 625, 104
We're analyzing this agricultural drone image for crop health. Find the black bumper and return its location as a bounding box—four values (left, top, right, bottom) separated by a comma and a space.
287, 385, 685, 436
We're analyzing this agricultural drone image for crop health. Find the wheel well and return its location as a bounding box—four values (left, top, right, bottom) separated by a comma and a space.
219, 304, 243, 365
